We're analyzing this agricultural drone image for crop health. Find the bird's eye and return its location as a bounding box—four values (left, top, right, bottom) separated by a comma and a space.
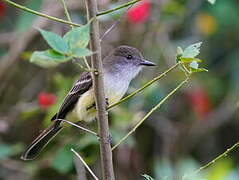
127, 55, 132, 59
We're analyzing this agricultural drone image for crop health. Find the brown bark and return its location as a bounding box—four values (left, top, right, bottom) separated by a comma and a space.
85, 0, 115, 179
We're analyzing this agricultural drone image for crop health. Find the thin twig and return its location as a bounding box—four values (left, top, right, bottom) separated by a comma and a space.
112, 76, 190, 151
193, 141, 239, 175
73, 59, 86, 69
3, 0, 141, 26
57, 119, 97, 136
100, 3, 133, 42
107, 62, 181, 110
59, 0, 74, 28
73, 59, 96, 72
71, 148, 99, 180
83, 57, 91, 70
3, 0, 81, 27
97, 0, 141, 16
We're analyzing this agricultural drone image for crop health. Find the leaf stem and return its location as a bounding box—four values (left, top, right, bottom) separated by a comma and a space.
3, 0, 81, 27
112, 76, 190, 151
100, 3, 134, 42
83, 57, 91, 70
59, 0, 74, 28
73, 59, 95, 72
97, 0, 141, 16
107, 62, 181, 110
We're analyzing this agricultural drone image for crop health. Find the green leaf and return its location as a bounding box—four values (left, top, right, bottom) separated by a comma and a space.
71, 48, 92, 58
38, 29, 69, 54
191, 68, 209, 73
182, 42, 202, 58
30, 50, 72, 68
180, 57, 202, 63
52, 145, 74, 173
142, 174, 155, 180
176, 46, 183, 57
63, 23, 90, 50
189, 61, 199, 69
207, 0, 216, 5
176, 46, 183, 62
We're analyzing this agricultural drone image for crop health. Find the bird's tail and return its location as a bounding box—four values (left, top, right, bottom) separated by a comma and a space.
21, 122, 63, 160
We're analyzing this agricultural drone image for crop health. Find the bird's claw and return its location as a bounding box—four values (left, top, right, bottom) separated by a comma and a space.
97, 133, 113, 145
105, 98, 109, 107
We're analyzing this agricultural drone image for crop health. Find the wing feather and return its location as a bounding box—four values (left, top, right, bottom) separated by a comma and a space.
51, 72, 92, 120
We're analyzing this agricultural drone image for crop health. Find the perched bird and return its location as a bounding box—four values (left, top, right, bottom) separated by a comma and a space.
21, 45, 156, 160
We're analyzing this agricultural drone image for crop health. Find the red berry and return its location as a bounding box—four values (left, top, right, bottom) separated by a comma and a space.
0, 2, 6, 19
38, 92, 56, 109
127, 0, 151, 24
186, 87, 211, 119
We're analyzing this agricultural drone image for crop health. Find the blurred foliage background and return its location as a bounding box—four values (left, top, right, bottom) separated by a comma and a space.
0, 0, 239, 179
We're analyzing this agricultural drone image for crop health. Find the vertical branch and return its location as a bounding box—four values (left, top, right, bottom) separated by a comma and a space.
85, 0, 115, 179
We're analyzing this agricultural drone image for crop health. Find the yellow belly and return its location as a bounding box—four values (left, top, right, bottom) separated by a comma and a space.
75, 88, 122, 122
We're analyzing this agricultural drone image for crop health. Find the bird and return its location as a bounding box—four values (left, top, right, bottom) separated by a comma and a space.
21, 45, 156, 160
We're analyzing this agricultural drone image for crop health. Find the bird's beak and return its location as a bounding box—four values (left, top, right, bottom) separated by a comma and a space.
139, 59, 156, 66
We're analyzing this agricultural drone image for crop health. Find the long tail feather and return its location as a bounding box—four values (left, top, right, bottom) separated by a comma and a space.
21, 123, 63, 160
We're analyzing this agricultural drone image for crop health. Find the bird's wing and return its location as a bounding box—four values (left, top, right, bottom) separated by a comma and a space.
51, 72, 92, 120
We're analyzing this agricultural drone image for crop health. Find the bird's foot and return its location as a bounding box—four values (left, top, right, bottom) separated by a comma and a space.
105, 97, 109, 107
97, 133, 113, 145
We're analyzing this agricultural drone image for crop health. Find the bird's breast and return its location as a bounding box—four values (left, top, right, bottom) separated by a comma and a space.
74, 72, 131, 122
103, 73, 130, 105
75, 88, 96, 122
